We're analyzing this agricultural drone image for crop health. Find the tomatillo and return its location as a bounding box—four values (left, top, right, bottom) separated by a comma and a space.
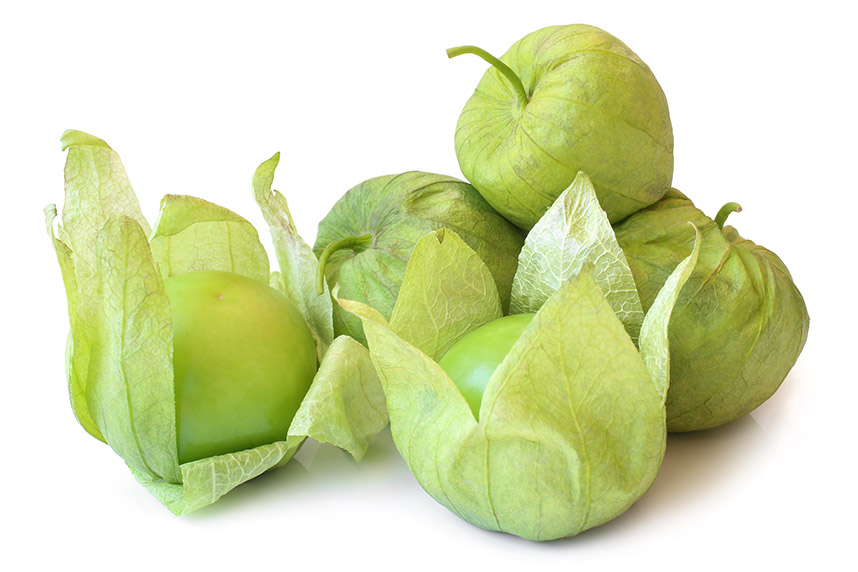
438, 313, 535, 419
164, 270, 317, 464
449, 24, 674, 228
314, 172, 525, 345
614, 190, 809, 431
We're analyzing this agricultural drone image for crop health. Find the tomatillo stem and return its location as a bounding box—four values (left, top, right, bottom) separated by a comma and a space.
315, 234, 373, 295
714, 202, 743, 229
447, 45, 529, 107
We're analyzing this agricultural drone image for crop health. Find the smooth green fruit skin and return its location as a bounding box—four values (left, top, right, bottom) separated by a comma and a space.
438, 313, 535, 418
454, 24, 673, 229
164, 271, 317, 464
315, 172, 525, 345
614, 190, 809, 431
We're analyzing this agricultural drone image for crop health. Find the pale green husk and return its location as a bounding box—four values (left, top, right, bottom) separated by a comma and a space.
511, 172, 643, 342
614, 189, 810, 431
314, 172, 524, 345
253, 153, 335, 359
47, 131, 385, 513
340, 177, 700, 540
452, 24, 673, 228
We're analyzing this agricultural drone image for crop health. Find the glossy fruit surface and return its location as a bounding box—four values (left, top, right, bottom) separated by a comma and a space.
437, 313, 535, 418
165, 270, 317, 463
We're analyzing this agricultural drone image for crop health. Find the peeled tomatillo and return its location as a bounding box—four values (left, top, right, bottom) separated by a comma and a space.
164, 271, 317, 464
438, 313, 535, 419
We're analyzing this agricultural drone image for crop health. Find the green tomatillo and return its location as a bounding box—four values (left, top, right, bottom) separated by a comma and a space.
449, 24, 673, 228
165, 270, 317, 464
614, 189, 809, 431
49, 130, 388, 515
438, 313, 535, 418
339, 217, 701, 541
314, 171, 525, 345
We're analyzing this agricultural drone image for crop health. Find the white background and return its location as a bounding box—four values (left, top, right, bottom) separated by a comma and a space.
2, 1, 855, 569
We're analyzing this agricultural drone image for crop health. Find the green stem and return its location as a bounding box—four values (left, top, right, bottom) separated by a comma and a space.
316, 234, 373, 295
714, 202, 742, 229
447, 45, 529, 107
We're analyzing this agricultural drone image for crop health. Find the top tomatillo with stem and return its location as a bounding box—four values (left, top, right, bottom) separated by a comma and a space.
449, 24, 674, 228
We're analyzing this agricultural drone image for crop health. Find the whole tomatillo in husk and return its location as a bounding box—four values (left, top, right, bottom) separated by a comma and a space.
449, 24, 674, 228
336, 175, 703, 540
614, 189, 809, 432
46, 131, 389, 515
314, 171, 525, 344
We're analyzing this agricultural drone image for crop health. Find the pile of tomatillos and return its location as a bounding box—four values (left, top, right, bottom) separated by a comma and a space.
47, 24, 808, 541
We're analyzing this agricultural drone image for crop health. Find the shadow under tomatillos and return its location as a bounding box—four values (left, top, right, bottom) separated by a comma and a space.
183, 404, 776, 537
183, 427, 411, 520
546, 413, 768, 546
